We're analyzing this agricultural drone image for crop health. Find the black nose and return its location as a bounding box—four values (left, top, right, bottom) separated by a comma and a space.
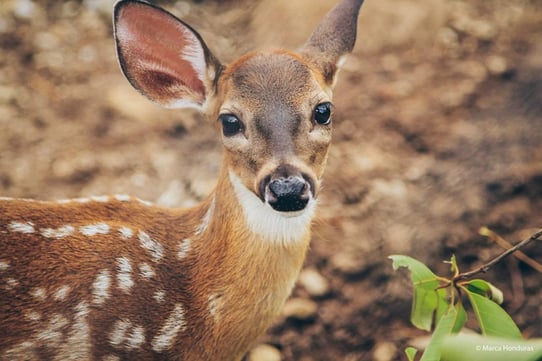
266, 176, 310, 212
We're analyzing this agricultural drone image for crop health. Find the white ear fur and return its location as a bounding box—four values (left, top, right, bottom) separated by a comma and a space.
114, 0, 221, 110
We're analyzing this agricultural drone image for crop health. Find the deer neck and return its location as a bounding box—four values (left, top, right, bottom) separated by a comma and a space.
194, 165, 312, 297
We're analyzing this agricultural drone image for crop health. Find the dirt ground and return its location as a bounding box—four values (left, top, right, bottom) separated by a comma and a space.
1, 0, 541, 360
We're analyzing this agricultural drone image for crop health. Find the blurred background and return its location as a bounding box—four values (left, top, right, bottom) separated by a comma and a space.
0, 0, 541, 360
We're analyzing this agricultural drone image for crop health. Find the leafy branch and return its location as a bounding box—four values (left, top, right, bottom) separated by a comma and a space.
390, 228, 542, 361
454, 228, 542, 281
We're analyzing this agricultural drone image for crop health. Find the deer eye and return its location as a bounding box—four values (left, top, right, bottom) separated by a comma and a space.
219, 114, 244, 137
314, 102, 332, 125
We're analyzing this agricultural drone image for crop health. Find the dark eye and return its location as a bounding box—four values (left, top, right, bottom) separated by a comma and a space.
314, 102, 332, 125
219, 114, 243, 137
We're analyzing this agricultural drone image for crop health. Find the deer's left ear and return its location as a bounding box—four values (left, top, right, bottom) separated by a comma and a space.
113, 0, 222, 110
300, 0, 364, 86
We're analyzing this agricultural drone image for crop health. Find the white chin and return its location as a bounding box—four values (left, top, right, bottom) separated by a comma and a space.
229, 171, 317, 243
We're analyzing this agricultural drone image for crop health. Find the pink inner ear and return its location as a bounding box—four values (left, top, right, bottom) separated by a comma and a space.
116, 3, 207, 107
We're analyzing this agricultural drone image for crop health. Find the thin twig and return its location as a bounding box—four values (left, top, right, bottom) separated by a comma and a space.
482, 227, 542, 273
454, 228, 542, 282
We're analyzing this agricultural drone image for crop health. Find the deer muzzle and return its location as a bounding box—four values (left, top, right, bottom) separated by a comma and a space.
259, 166, 314, 213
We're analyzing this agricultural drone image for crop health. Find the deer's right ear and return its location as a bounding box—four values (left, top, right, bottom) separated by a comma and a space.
113, 0, 221, 110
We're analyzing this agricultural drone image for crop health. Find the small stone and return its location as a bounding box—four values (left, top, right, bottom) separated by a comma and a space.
282, 298, 317, 320
373, 341, 397, 361
298, 268, 330, 297
436, 27, 458, 48
468, 20, 497, 41
13, 0, 36, 20
247, 344, 281, 361
331, 252, 367, 276
485, 55, 509, 76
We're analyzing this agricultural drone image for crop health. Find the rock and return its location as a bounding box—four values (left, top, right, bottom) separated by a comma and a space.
247, 344, 282, 361
373, 341, 397, 361
485, 55, 509, 76
331, 252, 367, 276
13, 0, 37, 20
282, 298, 318, 321
468, 20, 497, 41
436, 27, 458, 48
298, 268, 330, 297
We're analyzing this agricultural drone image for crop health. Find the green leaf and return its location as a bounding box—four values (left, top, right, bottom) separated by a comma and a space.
433, 287, 450, 330
390, 255, 439, 283
411, 286, 439, 331
465, 290, 522, 339
441, 334, 542, 361
451, 302, 467, 334
405, 347, 418, 361
420, 306, 460, 361
465, 279, 504, 304
389, 255, 446, 331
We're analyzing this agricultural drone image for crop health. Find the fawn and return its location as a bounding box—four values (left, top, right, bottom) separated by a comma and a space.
0, 0, 364, 359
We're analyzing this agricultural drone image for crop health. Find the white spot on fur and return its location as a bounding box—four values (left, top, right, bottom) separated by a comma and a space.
74, 197, 91, 203
53, 285, 71, 301
4, 304, 90, 360
151, 303, 186, 352
8, 221, 35, 234
2, 341, 37, 360
208, 293, 223, 322
91, 195, 110, 202
153, 290, 166, 304
80, 223, 110, 236
41, 225, 75, 239
119, 226, 133, 240
228, 171, 316, 244
114, 194, 131, 202
109, 320, 145, 350
136, 198, 153, 207
126, 325, 145, 350
0, 260, 9, 271
139, 263, 155, 279
138, 231, 164, 262
117, 257, 133, 293
177, 238, 191, 260
25, 310, 41, 321
109, 320, 131, 347
5, 278, 19, 290
56, 302, 91, 359
37, 313, 69, 345
195, 197, 215, 235
92, 269, 111, 305
30, 287, 46, 301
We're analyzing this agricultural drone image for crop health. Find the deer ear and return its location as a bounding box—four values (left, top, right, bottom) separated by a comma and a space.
301, 0, 364, 86
113, 0, 221, 110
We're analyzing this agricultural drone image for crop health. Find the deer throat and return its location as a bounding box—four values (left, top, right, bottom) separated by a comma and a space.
228, 170, 316, 245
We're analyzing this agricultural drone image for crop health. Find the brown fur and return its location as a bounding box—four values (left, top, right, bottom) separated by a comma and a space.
0, 0, 364, 359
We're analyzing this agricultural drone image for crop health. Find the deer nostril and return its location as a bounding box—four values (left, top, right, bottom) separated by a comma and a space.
266, 176, 310, 212
269, 177, 305, 198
